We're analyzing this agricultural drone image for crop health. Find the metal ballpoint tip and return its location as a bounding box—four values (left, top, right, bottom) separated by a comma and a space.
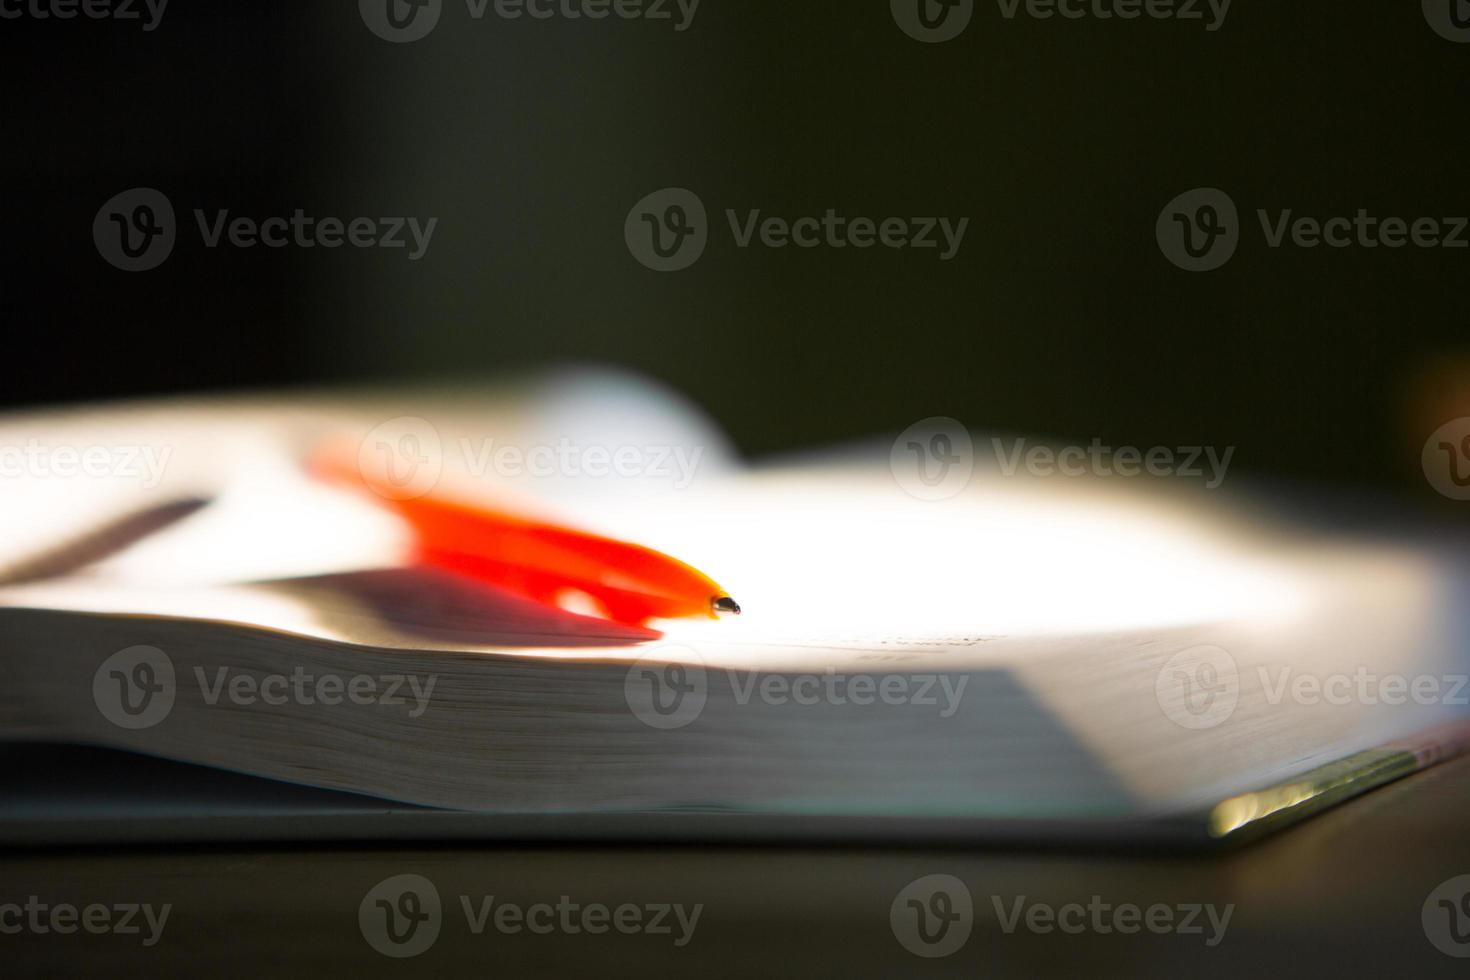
712, 596, 742, 616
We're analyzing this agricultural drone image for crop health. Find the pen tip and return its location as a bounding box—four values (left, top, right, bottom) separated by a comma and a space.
712, 596, 742, 616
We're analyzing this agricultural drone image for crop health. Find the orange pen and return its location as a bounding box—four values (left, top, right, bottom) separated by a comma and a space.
310, 446, 740, 629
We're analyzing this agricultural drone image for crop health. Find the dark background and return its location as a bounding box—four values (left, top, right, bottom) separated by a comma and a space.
2, 1, 1467, 503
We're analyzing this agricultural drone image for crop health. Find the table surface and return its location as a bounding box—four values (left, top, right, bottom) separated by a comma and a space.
6, 754, 1470, 978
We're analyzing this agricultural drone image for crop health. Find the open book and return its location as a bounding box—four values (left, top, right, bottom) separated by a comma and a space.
2, 370, 1467, 845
